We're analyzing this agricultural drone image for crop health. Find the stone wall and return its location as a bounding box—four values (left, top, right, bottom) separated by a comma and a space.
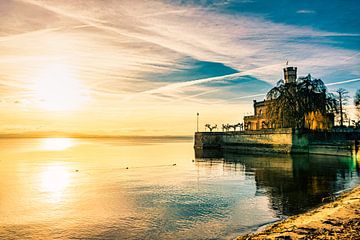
221, 128, 295, 154
194, 132, 223, 149
194, 128, 360, 157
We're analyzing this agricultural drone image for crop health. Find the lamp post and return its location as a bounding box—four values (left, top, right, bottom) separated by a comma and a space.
196, 113, 199, 132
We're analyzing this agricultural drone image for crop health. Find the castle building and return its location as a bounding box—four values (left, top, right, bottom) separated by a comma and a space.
243, 99, 272, 130
283, 66, 297, 84
243, 67, 334, 130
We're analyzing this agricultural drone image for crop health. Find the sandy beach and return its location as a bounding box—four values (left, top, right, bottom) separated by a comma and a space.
237, 185, 360, 240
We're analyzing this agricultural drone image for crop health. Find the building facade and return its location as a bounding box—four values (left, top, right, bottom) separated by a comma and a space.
244, 100, 272, 130
243, 66, 334, 131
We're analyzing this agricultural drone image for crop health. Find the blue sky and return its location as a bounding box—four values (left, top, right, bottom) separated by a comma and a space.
0, 0, 359, 135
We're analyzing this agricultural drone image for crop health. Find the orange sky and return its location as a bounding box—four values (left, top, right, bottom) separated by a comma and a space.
1, 0, 359, 136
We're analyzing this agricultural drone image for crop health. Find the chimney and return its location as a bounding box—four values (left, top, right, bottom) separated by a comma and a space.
283, 66, 297, 84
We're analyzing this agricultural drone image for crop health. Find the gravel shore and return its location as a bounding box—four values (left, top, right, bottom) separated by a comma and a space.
237, 185, 360, 240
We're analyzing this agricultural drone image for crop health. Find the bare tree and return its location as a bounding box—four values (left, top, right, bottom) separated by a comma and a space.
335, 88, 349, 127
355, 89, 360, 119
205, 124, 217, 132
352, 89, 360, 128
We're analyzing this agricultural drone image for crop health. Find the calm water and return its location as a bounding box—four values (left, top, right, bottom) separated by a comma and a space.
0, 138, 359, 239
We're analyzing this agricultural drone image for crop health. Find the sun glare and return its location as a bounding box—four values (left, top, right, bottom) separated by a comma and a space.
41, 138, 75, 151
40, 164, 71, 203
33, 64, 86, 111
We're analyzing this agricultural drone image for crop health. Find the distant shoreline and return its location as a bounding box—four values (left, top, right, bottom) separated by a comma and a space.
0, 134, 193, 140
237, 185, 360, 239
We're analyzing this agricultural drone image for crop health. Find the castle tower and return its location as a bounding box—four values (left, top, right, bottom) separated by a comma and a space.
283, 66, 297, 84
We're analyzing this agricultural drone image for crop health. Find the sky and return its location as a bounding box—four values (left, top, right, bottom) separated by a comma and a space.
0, 0, 359, 136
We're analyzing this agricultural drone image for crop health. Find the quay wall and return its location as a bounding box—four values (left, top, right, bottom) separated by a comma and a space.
194, 128, 360, 157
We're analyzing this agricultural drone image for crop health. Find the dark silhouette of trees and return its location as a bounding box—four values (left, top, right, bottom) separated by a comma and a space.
266, 74, 337, 129
355, 89, 360, 119
335, 88, 349, 127
353, 89, 360, 128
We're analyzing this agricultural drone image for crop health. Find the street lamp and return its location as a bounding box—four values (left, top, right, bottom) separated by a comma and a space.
197, 112, 199, 132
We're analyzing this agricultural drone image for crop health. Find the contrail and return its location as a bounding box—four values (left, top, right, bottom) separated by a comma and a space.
231, 93, 266, 100
230, 77, 360, 101
327, 77, 360, 86
140, 63, 281, 95
18, 0, 204, 60
0, 27, 63, 42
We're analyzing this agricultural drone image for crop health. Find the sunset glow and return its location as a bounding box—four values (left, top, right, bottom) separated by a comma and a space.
0, 1, 359, 239
0, 0, 358, 136
40, 138, 75, 151
32, 64, 86, 111
40, 164, 71, 202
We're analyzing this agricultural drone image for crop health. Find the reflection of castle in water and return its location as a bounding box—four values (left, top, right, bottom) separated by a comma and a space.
195, 149, 360, 216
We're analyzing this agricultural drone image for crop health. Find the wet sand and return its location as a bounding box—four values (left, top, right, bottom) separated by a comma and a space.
237, 185, 360, 240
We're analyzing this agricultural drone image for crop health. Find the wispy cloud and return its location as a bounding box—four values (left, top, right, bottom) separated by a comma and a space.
296, 9, 316, 14
0, 0, 359, 134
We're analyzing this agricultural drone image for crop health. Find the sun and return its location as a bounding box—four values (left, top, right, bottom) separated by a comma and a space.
40, 138, 75, 151
33, 64, 86, 111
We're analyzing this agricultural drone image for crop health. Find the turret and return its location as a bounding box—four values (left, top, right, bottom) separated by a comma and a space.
283, 66, 297, 84
253, 100, 257, 114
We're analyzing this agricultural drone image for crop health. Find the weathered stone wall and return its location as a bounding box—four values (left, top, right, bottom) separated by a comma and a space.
291, 129, 310, 153
194, 128, 360, 157
221, 128, 294, 154
194, 132, 223, 149
195, 128, 296, 154
307, 130, 360, 156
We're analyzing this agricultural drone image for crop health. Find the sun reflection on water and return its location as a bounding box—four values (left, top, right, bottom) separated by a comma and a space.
40, 164, 71, 203
40, 138, 75, 151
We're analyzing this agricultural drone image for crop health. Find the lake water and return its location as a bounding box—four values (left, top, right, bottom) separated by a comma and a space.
0, 138, 359, 239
